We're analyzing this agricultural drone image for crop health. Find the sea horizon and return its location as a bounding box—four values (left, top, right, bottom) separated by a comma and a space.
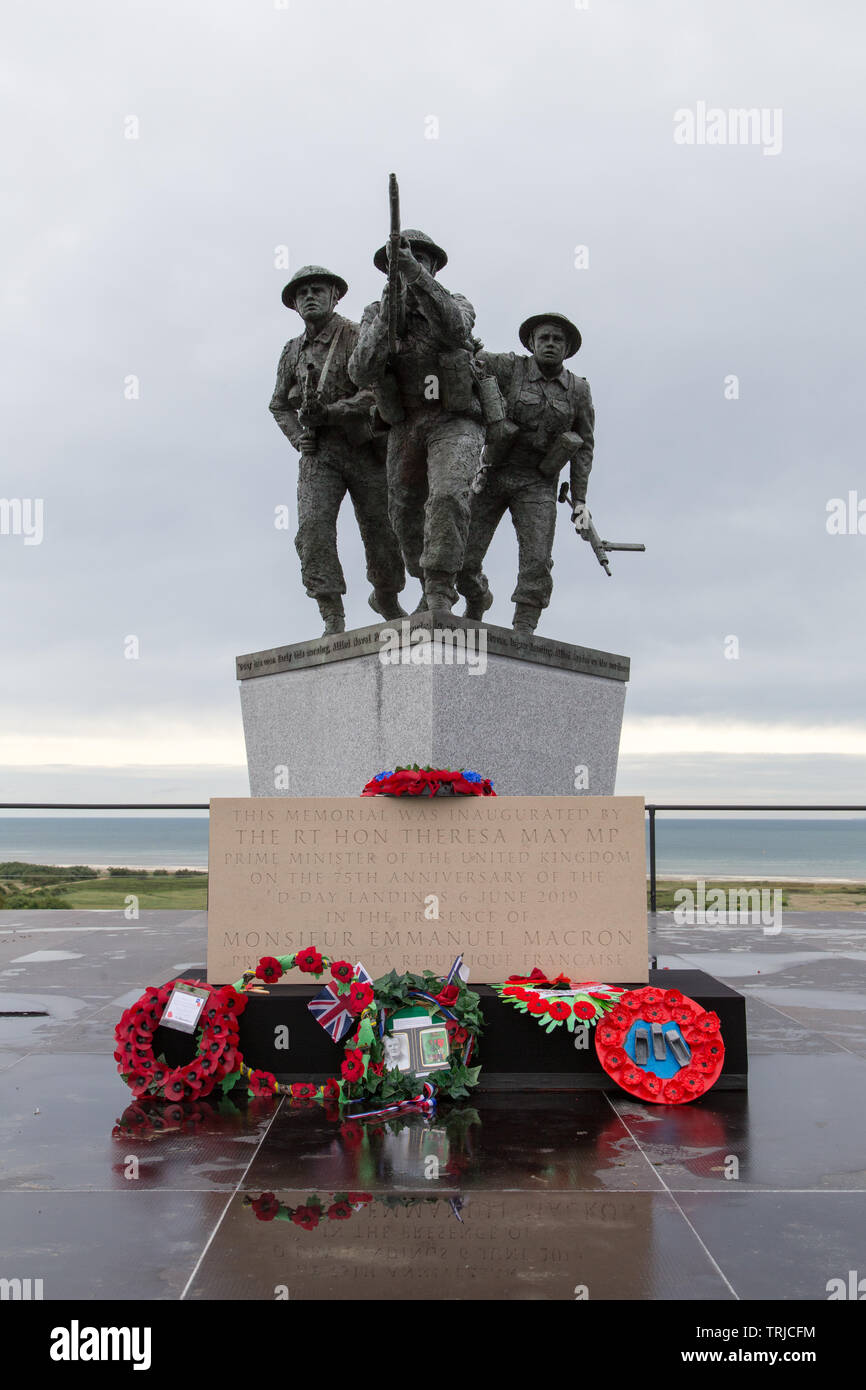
0, 814, 863, 880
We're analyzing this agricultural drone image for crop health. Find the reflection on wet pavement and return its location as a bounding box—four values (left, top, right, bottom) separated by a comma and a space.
0, 908, 864, 1300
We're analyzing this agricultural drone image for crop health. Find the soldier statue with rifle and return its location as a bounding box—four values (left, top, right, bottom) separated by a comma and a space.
269, 264, 406, 635
348, 176, 484, 619
455, 312, 596, 635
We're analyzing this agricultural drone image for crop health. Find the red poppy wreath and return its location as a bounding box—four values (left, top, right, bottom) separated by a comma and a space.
594, 985, 725, 1104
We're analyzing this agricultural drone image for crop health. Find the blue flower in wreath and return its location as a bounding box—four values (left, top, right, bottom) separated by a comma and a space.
462, 770, 482, 783
374, 771, 394, 782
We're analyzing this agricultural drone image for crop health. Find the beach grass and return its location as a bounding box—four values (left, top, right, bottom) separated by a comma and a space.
651, 878, 866, 912
0, 868, 207, 910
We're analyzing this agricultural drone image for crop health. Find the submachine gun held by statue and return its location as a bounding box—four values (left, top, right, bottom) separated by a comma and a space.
298, 362, 323, 456
557, 468, 646, 577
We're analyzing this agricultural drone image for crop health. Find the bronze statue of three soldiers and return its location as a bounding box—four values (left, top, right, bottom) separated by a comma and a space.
269, 179, 636, 638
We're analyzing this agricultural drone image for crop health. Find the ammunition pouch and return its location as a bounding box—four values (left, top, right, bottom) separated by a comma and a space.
538, 430, 583, 479
437, 349, 474, 414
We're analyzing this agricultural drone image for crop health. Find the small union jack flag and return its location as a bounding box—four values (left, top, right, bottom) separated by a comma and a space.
307, 962, 372, 1043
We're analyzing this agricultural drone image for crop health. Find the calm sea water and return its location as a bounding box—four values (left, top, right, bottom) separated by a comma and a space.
0, 816, 863, 879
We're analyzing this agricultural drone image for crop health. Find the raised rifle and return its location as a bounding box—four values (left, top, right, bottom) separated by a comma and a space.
387, 172, 402, 356
557, 479, 646, 577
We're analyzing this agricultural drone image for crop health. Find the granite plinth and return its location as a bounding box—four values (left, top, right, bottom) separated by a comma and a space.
237, 617, 630, 797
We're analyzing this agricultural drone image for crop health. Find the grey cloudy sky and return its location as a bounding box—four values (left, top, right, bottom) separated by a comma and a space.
1, 0, 864, 806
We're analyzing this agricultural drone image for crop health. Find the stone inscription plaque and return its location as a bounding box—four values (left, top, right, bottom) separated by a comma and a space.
207, 795, 647, 984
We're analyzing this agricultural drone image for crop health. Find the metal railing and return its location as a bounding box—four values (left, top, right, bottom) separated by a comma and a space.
645, 804, 866, 912
2, 802, 865, 913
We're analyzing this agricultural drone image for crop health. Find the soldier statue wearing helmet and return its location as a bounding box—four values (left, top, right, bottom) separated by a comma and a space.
269, 264, 406, 635
348, 230, 484, 618
457, 311, 595, 635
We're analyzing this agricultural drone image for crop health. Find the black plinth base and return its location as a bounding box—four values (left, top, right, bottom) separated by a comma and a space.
162, 969, 747, 1092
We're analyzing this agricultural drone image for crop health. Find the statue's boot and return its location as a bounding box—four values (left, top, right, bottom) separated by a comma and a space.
463, 590, 493, 622
424, 571, 457, 620
318, 595, 346, 636
369, 589, 408, 621
513, 602, 541, 636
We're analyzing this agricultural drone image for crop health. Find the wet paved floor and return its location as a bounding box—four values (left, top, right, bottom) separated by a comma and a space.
1, 908, 864, 1300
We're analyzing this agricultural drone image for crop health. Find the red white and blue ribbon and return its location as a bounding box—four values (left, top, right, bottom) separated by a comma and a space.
345, 1081, 438, 1121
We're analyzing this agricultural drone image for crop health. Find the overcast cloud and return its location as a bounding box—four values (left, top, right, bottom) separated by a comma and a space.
1, 0, 864, 805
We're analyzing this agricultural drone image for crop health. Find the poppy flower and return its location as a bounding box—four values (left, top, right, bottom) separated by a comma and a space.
324, 1077, 341, 1098
446, 1020, 468, 1045
255, 956, 284, 984
348, 1192, 373, 1205
663, 1080, 684, 1103
607, 1006, 630, 1030
435, 984, 460, 1008
330, 960, 354, 983
546, 999, 572, 1021
693, 1052, 715, 1075
220, 1048, 241, 1078
327, 1200, 353, 1221
550, 974, 573, 989
695, 1011, 721, 1034
573, 1001, 596, 1020
150, 1065, 168, 1089
604, 1049, 624, 1070
527, 996, 549, 1015
251, 1192, 281, 1221
368, 1061, 384, 1077
664, 989, 684, 1009
598, 1023, 623, 1047
681, 1070, 705, 1096
128, 1072, 151, 1097
291, 1204, 321, 1230
645, 1004, 664, 1022
290, 1082, 318, 1100
671, 1005, 696, 1026
296, 947, 323, 975
204, 1016, 230, 1041
621, 1064, 643, 1088
341, 1050, 365, 1083
705, 1041, 723, 1059
348, 981, 374, 1014
248, 1069, 277, 1097
214, 985, 246, 1015
641, 1073, 663, 1099
502, 985, 528, 999
619, 991, 643, 1011
164, 1070, 187, 1101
